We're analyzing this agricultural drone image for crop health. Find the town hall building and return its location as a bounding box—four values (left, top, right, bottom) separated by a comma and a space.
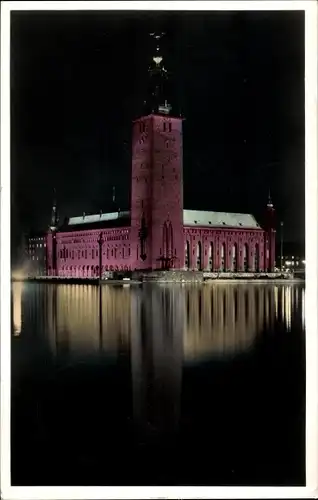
30, 33, 276, 278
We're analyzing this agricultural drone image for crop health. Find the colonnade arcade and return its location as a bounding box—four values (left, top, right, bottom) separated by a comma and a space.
184, 235, 263, 272
54, 264, 131, 277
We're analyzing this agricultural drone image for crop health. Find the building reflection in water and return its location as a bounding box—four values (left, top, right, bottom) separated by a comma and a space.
46, 284, 131, 359
183, 284, 272, 361
12, 282, 23, 336
13, 282, 306, 359
17, 282, 304, 436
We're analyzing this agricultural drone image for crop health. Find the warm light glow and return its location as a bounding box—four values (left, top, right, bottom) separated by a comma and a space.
11, 262, 31, 280
12, 282, 23, 336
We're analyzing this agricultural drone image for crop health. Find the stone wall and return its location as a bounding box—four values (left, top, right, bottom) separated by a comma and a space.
132, 270, 204, 283
203, 272, 290, 280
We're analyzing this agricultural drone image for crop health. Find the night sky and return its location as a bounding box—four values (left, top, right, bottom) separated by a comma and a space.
11, 10, 304, 259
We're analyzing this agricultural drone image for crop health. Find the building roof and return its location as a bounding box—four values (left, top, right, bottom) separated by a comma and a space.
58, 211, 131, 232
183, 210, 261, 229
57, 209, 261, 233
68, 211, 130, 226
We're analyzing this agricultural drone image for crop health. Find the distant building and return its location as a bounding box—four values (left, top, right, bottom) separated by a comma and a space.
277, 241, 305, 272
26, 231, 47, 276
30, 33, 276, 278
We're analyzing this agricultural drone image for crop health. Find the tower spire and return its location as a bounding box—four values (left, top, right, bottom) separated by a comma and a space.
50, 187, 59, 231
145, 31, 171, 115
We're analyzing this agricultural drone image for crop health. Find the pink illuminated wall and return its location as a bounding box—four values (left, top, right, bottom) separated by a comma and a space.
183, 227, 267, 272
46, 227, 132, 277
130, 114, 184, 270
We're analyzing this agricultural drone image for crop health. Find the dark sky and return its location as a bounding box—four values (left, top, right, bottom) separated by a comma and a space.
11, 10, 304, 253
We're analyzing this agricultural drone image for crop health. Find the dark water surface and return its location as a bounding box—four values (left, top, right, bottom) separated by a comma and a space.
11, 282, 305, 486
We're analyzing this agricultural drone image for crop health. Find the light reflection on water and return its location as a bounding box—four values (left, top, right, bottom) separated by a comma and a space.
11, 281, 306, 486
12, 282, 305, 359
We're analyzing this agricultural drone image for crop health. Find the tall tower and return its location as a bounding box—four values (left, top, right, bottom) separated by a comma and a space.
264, 191, 276, 272
130, 33, 184, 271
46, 188, 59, 276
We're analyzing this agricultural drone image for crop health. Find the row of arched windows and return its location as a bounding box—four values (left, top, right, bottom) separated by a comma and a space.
58, 247, 131, 260
185, 241, 261, 272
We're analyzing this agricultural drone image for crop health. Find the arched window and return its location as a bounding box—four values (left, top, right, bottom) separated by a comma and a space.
254, 243, 260, 272
209, 242, 213, 271
232, 243, 238, 272
244, 243, 249, 272
196, 241, 202, 270
220, 242, 226, 271
185, 241, 190, 269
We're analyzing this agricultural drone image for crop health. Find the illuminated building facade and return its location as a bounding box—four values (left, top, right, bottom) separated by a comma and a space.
40, 33, 276, 277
